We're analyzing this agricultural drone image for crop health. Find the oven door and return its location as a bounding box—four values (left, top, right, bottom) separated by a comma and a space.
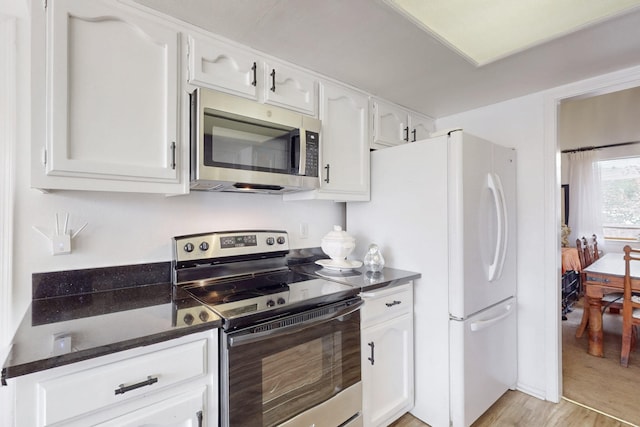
221, 298, 363, 427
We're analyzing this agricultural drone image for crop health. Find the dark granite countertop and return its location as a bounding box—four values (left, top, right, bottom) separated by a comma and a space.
1, 264, 221, 384
292, 262, 421, 292
2, 252, 419, 384
287, 248, 421, 290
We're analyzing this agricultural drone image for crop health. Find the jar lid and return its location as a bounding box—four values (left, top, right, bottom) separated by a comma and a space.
322, 225, 355, 242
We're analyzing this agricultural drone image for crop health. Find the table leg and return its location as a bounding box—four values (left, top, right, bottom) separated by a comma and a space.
587, 295, 604, 357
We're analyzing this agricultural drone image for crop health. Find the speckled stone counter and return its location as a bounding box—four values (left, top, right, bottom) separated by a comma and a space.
292, 262, 421, 292
2, 263, 221, 384
2, 251, 419, 384
287, 247, 421, 291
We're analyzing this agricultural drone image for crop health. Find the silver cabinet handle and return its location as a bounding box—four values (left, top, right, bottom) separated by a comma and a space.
251, 62, 257, 87
385, 300, 401, 307
170, 142, 176, 170
324, 164, 330, 183
115, 375, 158, 395
368, 342, 375, 365
270, 69, 276, 92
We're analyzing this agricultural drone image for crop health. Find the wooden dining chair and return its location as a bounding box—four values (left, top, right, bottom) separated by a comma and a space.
582, 236, 594, 267
620, 245, 640, 367
575, 235, 622, 338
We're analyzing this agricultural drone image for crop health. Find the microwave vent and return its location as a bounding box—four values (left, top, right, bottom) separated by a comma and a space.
190, 182, 225, 191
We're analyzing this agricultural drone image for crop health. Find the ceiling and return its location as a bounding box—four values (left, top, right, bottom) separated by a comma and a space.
133, 0, 640, 118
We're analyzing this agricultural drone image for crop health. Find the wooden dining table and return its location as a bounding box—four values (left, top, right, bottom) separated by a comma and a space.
583, 252, 640, 357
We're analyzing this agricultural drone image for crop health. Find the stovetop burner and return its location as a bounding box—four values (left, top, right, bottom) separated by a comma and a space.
173, 230, 360, 330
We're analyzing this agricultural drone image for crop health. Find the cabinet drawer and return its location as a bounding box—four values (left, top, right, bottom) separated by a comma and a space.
38, 339, 207, 426
361, 283, 413, 326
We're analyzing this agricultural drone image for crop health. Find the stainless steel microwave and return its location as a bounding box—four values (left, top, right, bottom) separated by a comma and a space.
190, 88, 321, 193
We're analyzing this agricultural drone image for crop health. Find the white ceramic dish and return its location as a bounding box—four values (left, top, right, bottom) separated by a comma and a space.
315, 259, 363, 271
321, 225, 356, 262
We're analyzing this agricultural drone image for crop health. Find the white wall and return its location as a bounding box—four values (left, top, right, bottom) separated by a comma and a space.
559, 89, 640, 253
558, 86, 640, 151
12, 189, 344, 328
437, 65, 640, 403
437, 94, 550, 398
3, 0, 345, 336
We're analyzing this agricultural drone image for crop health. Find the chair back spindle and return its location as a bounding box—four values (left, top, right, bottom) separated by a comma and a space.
621, 245, 640, 367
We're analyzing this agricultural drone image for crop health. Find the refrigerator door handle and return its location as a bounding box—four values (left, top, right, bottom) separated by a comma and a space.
487, 173, 508, 282
469, 303, 514, 332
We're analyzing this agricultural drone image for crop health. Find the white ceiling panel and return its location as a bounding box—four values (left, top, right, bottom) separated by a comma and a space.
133, 0, 640, 118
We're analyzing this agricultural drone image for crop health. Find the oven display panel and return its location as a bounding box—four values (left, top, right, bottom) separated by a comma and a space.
220, 234, 257, 248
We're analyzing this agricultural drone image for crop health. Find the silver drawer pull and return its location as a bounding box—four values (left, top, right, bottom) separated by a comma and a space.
385, 300, 402, 307
368, 342, 375, 365
115, 376, 158, 395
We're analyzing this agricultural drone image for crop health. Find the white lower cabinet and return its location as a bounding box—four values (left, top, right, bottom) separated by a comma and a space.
360, 282, 414, 427
94, 386, 206, 427
12, 331, 217, 427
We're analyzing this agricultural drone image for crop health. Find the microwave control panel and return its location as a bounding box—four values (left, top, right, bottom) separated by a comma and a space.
305, 131, 319, 177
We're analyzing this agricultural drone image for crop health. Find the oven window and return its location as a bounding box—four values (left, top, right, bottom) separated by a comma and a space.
226, 310, 360, 427
262, 337, 327, 403
203, 112, 295, 174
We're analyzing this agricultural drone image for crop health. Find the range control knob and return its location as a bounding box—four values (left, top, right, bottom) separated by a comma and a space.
184, 243, 195, 253
266, 237, 275, 245
277, 236, 286, 245
199, 310, 210, 322
266, 299, 276, 307
277, 297, 286, 305
199, 242, 209, 251
183, 313, 194, 325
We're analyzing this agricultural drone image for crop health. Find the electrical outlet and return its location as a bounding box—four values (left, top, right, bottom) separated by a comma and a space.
52, 233, 71, 255
52, 333, 72, 355
299, 222, 309, 239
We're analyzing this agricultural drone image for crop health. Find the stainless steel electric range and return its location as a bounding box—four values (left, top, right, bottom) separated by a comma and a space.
173, 230, 364, 427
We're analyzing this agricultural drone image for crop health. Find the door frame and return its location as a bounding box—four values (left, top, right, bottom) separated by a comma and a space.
543, 64, 640, 401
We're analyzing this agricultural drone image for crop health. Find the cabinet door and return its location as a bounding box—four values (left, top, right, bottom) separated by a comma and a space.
263, 60, 317, 115
371, 100, 408, 149
361, 314, 413, 427
95, 387, 206, 427
408, 113, 434, 142
188, 34, 259, 100
44, 0, 181, 190
318, 81, 370, 200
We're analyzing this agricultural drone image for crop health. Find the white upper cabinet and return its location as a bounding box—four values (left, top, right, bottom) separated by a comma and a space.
188, 35, 317, 115
409, 112, 435, 143
371, 99, 434, 149
187, 34, 259, 100
263, 60, 317, 116
371, 100, 407, 149
285, 81, 369, 201
33, 0, 185, 194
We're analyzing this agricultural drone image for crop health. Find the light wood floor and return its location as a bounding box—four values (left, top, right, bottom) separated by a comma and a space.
390, 390, 632, 426
389, 297, 639, 427
561, 299, 640, 425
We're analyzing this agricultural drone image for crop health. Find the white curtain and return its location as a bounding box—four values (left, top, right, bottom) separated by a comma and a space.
567, 150, 603, 248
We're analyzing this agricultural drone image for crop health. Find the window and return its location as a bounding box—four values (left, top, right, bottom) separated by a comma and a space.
597, 156, 640, 241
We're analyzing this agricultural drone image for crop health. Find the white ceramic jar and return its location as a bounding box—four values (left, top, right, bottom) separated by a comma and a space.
321, 225, 356, 264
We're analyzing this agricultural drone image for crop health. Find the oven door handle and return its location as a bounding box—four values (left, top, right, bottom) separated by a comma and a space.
227, 299, 363, 348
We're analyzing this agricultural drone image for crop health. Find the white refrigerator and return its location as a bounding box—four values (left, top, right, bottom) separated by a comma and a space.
347, 129, 517, 427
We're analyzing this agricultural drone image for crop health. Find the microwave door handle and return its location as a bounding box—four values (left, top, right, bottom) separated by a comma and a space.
296, 130, 306, 176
